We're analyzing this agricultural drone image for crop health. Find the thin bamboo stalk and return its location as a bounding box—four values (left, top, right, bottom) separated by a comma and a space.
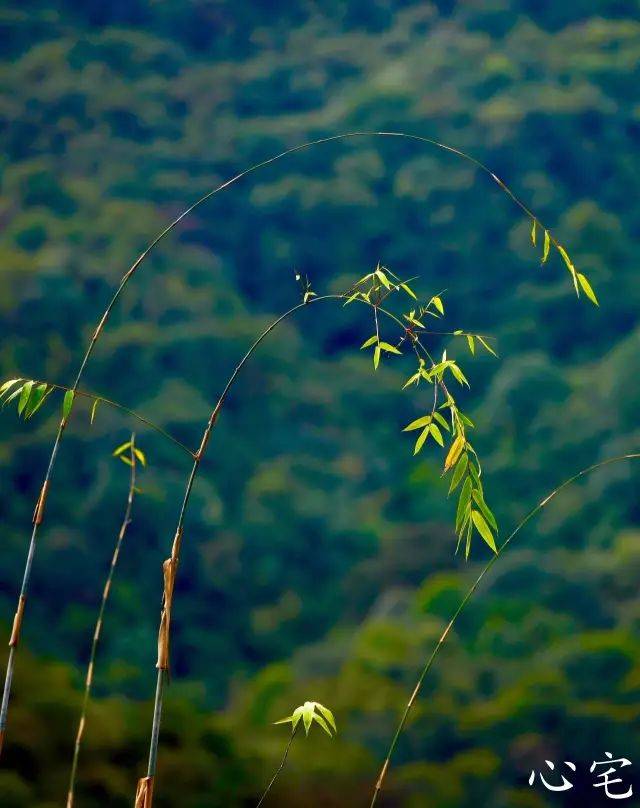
369, 453, 640, 806
256, 726, 298, 808
2, 130, 561, 754
66, 435, 138, 808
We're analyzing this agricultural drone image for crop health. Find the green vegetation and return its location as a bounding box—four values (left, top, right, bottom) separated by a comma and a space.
1, 1, 639, 805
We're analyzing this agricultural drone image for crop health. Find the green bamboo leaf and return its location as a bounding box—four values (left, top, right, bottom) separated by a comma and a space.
413, 425, 430, 455
577, 273, 599, 306
63, 389, 75, 420
403, 414, 432, 432
378, 341, 402, 355
373, 345, 381, 370
0, 379, 22, 401
314, 703, 337, 733
455, 477, 472, 533
134, 448, 147, 467
542, 229, 550, 264
360, 336, 378, 349
3, 384, 25, 409
448, 453, 468, 494
400, 283, 417, 300
530, 219, 537, 246
429, 423, 444, 447
375, 268, 392, 289
26, 383, 50, 418
90, 398, 100, 424
471, 510, 497, 553
17, 380, 34, 417
432, 411, 450, 431
466, 335, 475, 355
113, 441, 132, 457
432, 295, 444, 315
472, 489, 498, 531
477, 336, 497, 357
302, 702, 315, 736
311, 712, 333, 737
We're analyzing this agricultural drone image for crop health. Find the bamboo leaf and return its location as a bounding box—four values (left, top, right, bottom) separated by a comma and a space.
471, 510, 497, 553
414, 425, 430, 455
312, 712, 333, 737
314, 703, 337, 733
403, 414, 432, 432
429, 423, 444, 447
302, 702, 314, 736
455, 477, 472, 534
444, 434, 465, 472
373, 346, 381, 370
90, 398, 100, 424
577, 273, 599, 306
360, 336, 378, 349
472, 489, 498, 531
378, 342, 402, 355
26, 383, 50, 418
432, 411, 450, 431
0, 379, 22, 401
18, 381, 34, 416
448, 453, 468, 494
113, 441, 132, 457
542, 229, 550, 264
477, 336, 497, 357
134, 448, 147, 466
63, 389, 75, 420
466, 335, 475, 355
400, 283, 417, 300
375, 268, 392, 289
3, 384, 25, 409
432, 295, 444, 315
530, 219, 537, 246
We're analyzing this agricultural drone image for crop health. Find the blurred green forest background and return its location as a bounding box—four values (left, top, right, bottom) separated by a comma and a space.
1, 1, 640, 805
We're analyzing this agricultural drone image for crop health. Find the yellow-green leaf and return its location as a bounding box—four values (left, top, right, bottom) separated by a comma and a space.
403, 414, 432, 432
577, 273, 599, 306
63, 389, 75, 420
471, 510, 497, 553
542, 229, 550, 264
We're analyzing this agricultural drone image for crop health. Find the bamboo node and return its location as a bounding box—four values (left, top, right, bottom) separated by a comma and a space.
156, 555, 178, 670
135, 775, 154, 808
376, 759, 389, 790
9, 595, 27, 647
33, 480, 50, 525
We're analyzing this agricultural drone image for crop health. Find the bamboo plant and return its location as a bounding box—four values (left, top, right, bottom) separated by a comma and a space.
369, 452, 640, 805
66, 434, 146, 808
256, 700, 337, 808
0, 133, 599, 805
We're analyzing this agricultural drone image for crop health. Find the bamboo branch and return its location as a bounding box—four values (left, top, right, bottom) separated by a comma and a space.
369, 453, 640, 806
66, 435, 139, 808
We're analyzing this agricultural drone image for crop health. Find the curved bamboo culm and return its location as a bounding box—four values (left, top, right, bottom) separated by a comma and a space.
369, 453, 640, 806
0, 131, 569, 760
67, 435, 138, 808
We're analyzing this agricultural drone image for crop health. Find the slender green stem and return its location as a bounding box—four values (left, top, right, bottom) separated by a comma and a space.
256, 726, 298, 808
6, 379, 195, 458
369, 453, 640, 806
0, 130, 560, 753
66, 436, 138, 808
